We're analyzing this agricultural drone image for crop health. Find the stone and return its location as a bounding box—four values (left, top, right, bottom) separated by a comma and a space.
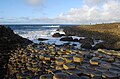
91, 76, 102, 79
56, 59, 64, 66
60, 37, 74, 41
53, 73, 70, 79
44, 56, 51, 61
95, 67, 107, 73
109, 67, 120, 75
66, 69, 82, 75
40, 74, 53, 79
64, 57, 73, 63
38, 38, 48, 41
76, 66, 86, 71
90, 57, 99, 66
79, 37, 94, 45
56, 65, 64, 70
80, 76, 90, 79
90, 71, 102, 78
92, 42, 105, 50
73, 55, 83, 63
52, 33, 65, 37
81, 42, 92, 49
69, 74, 80, 79
102, 71, 118, 79
63, 63, 75, 69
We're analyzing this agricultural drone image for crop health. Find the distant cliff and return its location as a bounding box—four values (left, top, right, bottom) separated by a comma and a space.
0, 25, 32, 78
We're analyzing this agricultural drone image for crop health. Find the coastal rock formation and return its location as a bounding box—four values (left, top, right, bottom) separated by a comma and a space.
0, 25, 32, 79
81, 42, 92, 49
38, 38, 48, 41
60, 37, 74, 41
63, 23, 120, 50
92, 42, 105, 50
52, 33, 65, 37
79, 37, 94, 45
5, 43, 120, 79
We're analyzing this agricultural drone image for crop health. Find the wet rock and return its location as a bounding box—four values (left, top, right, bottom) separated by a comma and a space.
56, 65, 64, 70
63, 63, 75, 69
79, 37, 94, 45
81, 42, 92, 49
66, 69, 82, 75
90, 71, 102, 78
90, 57, 100, 66
73, 55, 84, 63
40, 74, 53, 79
60, 37, 74, 41
52, 33, 65, 37
53, 73, 70, 79
64, 57, 73, 63
80, 76, 90, 79
92, 42, 105, 50
112, 41, 120, 50
74, 38, 79, 42
109, 67, 120, 75
38, 38, 48, 41
56, 59, 64, 66
102, 71, 118, 79
69, 74, 80, 79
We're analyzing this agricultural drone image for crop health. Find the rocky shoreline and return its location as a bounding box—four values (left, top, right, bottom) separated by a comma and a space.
0, 25, 120, 79
62, 23, 120, 51
6, 43, 120, 79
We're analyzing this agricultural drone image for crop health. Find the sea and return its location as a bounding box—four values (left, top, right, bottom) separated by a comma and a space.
5, 24, 81, 48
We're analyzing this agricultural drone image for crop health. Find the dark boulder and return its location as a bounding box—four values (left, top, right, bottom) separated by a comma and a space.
74, 38, 79, 42
111, 42, 120, 51
52, 33, 65, 37
92, 42, 106, 50
60, 37, 74, 41
72, 44, 77, 46
81, 42, 92, 49
79, 37, 94, 45
38, 38, 48, 41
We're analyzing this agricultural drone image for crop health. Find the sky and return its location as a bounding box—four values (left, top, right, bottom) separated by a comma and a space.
0, 0, 120, 24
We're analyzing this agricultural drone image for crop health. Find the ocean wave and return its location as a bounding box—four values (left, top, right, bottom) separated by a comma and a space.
15, 28, 65, 40
41, 25, 60, 28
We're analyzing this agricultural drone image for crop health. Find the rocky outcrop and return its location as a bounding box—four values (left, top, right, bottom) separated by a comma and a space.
62, 23, 120, 50
38, 38, 48, 41
81, 42, 92, 49
60, 37, 74, 41
79, 37, 94, 45
52, 33, 65, 37
92, 42, 105, 50
0, 25, 32, 79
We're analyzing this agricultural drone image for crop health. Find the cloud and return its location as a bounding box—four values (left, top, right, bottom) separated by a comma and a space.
26, 0, 44, 6
57, 0, 120, 23
1, 0, 120, 24
83, 0, 103, 6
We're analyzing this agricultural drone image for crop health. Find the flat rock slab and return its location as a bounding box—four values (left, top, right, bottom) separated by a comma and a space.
63, 63, 75, 69
66, 69, 82, 75
40, 74, 53, 79
53, 73, 70, 79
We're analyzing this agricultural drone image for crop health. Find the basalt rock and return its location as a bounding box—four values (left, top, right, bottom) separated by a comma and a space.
52, 33, 65, 37
79, 37, 94, 45
38, 38, 48, 41
0, 25, 32, 79
92, 42, 105, 50
60, 37, 74, 41
81, 42, 92, 49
